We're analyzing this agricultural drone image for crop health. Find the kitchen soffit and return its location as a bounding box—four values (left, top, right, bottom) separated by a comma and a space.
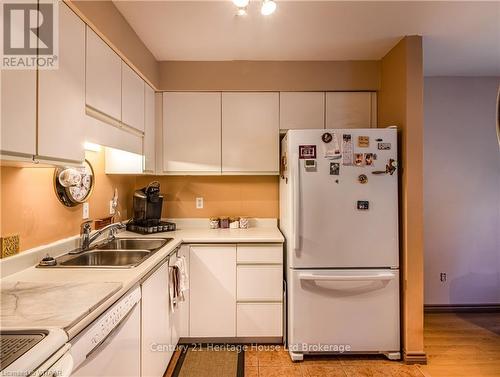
113, 0, 500, 76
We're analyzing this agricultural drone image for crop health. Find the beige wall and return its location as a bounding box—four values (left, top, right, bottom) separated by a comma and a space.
424, 76, 500, 305
378, 36, 425, 363
67, 0, 160, 88
159, 60, 380, 91
0, 163, 279, 252
0, 150, 135, 252
135, 175, 279, 219
65, 2, 383, 93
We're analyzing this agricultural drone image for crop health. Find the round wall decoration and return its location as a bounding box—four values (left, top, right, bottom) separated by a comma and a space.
54, 159, 95, 207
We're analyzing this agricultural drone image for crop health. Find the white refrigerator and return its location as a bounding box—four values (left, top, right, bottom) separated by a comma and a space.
280, 129, 400, 361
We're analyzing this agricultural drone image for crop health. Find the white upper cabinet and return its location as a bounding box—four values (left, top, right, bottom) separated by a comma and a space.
143, 84, 155, 173
325, 92, 377, 129
163, 92, 221, 174
280, 92, 325, 130
222, 92, 279, 174
38, 4, 85, 163
0, 70, 36, 158
121, 62, 145, 132
86, 27, 122, 121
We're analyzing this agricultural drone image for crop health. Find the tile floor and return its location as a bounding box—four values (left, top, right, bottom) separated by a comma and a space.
165, 312, 500, 377
243, 348, 425, 377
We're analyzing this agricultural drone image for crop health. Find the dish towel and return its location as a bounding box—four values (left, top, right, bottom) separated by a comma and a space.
169, 265, 180, 312
175, 256, 190, 299
169, 255, 190, 312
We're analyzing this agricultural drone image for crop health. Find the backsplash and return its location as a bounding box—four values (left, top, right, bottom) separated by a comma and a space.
134, 175, 279, 219
1, 156, 279, 253
0, 150, 135, 252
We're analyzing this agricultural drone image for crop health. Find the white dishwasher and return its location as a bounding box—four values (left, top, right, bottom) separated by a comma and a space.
69, 287, 141, 377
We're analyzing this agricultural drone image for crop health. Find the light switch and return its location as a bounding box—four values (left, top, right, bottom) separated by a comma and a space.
196, 197, 204, 209
83, 202, 90, 219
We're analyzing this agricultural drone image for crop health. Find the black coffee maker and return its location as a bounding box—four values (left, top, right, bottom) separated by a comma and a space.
127, 181, 176, 234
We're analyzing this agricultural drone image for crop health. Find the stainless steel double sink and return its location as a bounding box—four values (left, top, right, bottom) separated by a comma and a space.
40, 238, 173, 268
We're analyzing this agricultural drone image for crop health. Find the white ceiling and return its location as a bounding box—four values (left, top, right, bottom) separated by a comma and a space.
114, 1, 500, 76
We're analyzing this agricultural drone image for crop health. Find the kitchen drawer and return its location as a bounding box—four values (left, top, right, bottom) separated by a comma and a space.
237, 265, 282, 301
237, 244, 283, 264
237, 303, 282, 337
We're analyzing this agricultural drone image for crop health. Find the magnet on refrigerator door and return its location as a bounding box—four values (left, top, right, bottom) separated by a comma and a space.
358, 174, 368, 184
357, 201, 370, 210
299, 145, 317, 159
304, 159, 317, 171
322, 132, 333, 143
330, 162, 340, 176
342, 134, 353, 166
358, 136, 370, 148
323, 132, 341, 160
378, 143, 391, 150
354, 153, 364, 166
365, 153, 374, 166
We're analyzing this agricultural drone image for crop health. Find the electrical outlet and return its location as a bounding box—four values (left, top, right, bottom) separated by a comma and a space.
440, 272, 447, 282
83, 202, 90, 219
1, 235, 20, 258
109, 200, 116, 215
196, 197, 204, 209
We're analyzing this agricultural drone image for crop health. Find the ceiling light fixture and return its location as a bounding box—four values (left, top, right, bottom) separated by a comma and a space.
261, 0, 277, 16
236, 7, 248, 16
232, 0, 249, 8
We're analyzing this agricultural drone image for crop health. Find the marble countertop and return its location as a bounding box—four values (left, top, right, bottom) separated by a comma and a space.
1, 281, 122, 330
0, 224, 284, 338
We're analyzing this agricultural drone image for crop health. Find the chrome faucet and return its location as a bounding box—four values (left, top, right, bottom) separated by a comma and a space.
78, 220, 126, 252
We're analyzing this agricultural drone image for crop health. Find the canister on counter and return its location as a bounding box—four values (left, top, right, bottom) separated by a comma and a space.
229, 217, 240, 229
220, 217, 230, 229
239, 217, 249, 229
209, 217, 220, 229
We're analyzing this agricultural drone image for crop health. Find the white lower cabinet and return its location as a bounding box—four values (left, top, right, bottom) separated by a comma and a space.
237, 265, 283, 301
236, 244, 283, 338
237, 303, 282, 337
141, 262, 172, 377
188, 243, 283, 339
189, 245, 237, 337
170, 245, 190, 344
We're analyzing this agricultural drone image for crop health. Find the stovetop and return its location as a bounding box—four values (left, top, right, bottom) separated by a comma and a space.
0, 330, 47, 371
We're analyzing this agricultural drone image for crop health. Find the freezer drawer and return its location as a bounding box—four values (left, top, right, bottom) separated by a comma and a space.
288, 269, 400, 354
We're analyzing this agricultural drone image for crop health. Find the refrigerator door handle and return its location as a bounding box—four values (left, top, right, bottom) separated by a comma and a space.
292, 154, 300, 251
299, 272, 396, 282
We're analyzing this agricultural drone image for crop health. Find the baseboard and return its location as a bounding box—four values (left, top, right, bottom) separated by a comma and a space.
179, 336, 283, 344
403, 351, 427, 364
425, 304, 500, 313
